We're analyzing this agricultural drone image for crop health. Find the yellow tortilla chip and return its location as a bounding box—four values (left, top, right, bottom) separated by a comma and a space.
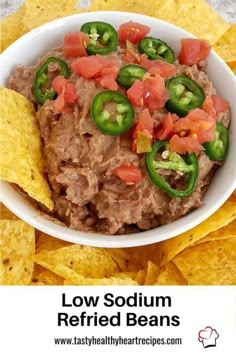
144, 261, 160, 285
155, 262, 188, 285
64, 274, 137, 285
227, 61, 236, 75
154, 197, 236, 266
34, 244, 120, 279
0, 87, 53, 210
135, 270, 147, 285
0, 203, 18, 220
31, 269, 64, 285
91, 0, 155, 16
0, 219, 35, 285
36, 232, 72, 253
23, 0, 87, 30
0, 5, 27, 52
107, 243, 160, 272
193, 220, 236, 245
153, 0, 230, 45
213, 24, 236, 62
173, 238, 236, 285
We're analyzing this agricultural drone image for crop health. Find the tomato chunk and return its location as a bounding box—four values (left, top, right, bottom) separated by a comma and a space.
140, 57, 176, 78
63, 32, 89, 57
132, 108, 154, 152
52, 75, 77, 113
71, 55, 119, 90
169, 134, 204, 155
127, 80, 144, 107
114, 163, 142, 184
155, 113, 179, 140
173, 108, 216, 144
118, 21, 150, 44
143, 75, 169, 111
202, 95, 229, 119
178, 38, 211, 66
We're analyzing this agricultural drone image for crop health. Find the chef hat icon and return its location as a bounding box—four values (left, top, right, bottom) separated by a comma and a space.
198, 326, 219, 348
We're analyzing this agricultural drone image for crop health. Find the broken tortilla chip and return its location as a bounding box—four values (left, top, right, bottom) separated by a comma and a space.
64, 274, 137, 285
0, 87, 53, 210
213, 24, 236, 62
153, 0, 230, 45
0, 5, 27, 52
23, 0, 87, 30
0, 203, 18, 220
0, 219, 35, 285
91, 0, 155, 17
154, 197, 236, 266
34, 244, 120, 279
172, 238, 236, 285
155, 262, 188, 285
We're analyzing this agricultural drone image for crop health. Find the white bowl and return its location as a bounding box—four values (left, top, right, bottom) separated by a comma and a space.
0, 11, 236, 248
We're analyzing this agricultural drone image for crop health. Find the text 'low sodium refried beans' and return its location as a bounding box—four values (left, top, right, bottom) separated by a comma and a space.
9, 20, 230, 235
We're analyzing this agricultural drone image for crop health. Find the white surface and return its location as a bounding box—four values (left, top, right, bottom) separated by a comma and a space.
0, 0, 236, 22
0, 12, 236, 247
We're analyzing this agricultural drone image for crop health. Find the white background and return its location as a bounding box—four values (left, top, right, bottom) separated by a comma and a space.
0, 286, 236, 353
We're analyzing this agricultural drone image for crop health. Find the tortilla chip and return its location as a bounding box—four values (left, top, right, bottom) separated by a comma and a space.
64, 274, 137, 285
0, 219, 35, 285
153, 0, 230, 45
0, 5, 27, 52
213, 24, 236, 62
23, 0, 88, 30
36, 232, 72, 254
0, 203, 18, 220
135, 270, 147, 285
155, 262, 188, 285
0, 87, 53, 210
91, 0, 155, 16
227, 61, 236, 75
31, 269, 64, 285
144, 261, 160, 285
106, 243, 159, 272
113, 271, 139, 280
154, 197, 236, 266
193, 220, 236, 245
34, 244, 120, 279
173, 238, 236, 285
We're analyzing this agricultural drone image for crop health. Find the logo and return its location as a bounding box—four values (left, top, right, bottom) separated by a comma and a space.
198, 326, 219, 348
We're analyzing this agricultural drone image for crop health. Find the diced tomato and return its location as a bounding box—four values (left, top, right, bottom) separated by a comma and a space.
143, 75, 169, 111
202, 96, 216, 118
114, 163, 142, 184
52, 75, 77, 113
71, 55, 119, 90
132, 108, 154, 152
173, 108, 216, 144
71, 56, 103, 79
155, 113, 179, 140
127, 80, 144, 107
212, 95, 229, 112
169, 134, 204, 155
127, 75, 169, 111
139, 108, 154, 135
118, 21, 150, 44
52, 75, 67, 94
54, 94, 67, 113
178, 38, 211, 66
202, 95, 229, 120
63, 32, 89, 58
99, 75, 118, 90
123, 49, 140, 64
140, 57, 176, 78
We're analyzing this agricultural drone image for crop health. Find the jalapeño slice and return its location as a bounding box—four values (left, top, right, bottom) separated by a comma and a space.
81, 21, 118, 55
165, 75, 205, 117
91, 90, 135, 135
138, 37, 175, 63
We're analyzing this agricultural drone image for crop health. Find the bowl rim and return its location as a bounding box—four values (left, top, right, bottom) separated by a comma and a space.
1, 11, 236, 248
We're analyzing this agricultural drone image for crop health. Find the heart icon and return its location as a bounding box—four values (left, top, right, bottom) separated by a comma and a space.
198, 326, 213, 339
